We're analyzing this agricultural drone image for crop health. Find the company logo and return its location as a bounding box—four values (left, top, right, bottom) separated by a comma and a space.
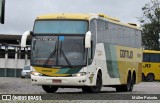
2, 95, 11, 100
120, 50, 133, 59
143, 64, 151, 68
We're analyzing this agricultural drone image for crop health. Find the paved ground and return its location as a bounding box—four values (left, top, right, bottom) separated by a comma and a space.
0, 77, 160, 94
0, 77, 160, 102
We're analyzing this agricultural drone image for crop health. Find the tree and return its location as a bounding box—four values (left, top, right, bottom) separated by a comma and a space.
139, 0, 160, 50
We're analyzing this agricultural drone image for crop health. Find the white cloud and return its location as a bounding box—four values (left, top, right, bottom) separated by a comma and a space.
0, 0, 150, 34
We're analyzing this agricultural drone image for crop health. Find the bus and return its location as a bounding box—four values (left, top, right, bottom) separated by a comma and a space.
142, 50, 160, 82
21, 13, 142, 93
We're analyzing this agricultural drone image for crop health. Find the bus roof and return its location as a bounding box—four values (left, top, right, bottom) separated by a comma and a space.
36, 13, 141, 30
36, 13, 93, 20
143, 50, 160, 54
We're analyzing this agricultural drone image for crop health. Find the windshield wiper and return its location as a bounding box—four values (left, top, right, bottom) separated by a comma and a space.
43, 41, 57, 66
43, 37, 72, 67
59, 41, 72, 67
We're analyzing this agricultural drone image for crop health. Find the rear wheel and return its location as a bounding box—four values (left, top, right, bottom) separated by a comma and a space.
123, 73, 131, 92
42, 85, 58, 93
129, 74, 135, 91
116, 86, 124, 92
146, 73, 154, 82
116, 73, 131, 92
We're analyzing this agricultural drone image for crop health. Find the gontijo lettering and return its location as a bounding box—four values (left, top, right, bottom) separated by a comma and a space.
120, 50, 133, 59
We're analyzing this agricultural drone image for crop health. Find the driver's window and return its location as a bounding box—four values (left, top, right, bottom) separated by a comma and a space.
88, 41, 93, 64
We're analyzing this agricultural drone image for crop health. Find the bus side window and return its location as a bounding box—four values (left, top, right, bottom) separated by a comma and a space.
88, 41, 93, 64
150, 54, 160, 62
143, 53, 149, 62
90, 19, 96, 60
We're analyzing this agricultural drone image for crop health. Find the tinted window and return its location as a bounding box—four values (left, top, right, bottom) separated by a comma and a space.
97, 20, 104, 43
143, 53, 160, 62
24, 66, 30, 70
143, 53, 149, 62
34, 20, 88, 34
150, 54, 160, 62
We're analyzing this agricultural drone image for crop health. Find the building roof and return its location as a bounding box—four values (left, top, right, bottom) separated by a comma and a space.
0, 34, 31, 45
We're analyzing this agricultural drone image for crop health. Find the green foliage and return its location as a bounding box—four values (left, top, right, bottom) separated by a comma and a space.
139, 0, 160, 50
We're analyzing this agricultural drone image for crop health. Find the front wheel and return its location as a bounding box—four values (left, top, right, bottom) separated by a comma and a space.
42, 85, 58, 93
83, 72, 102, 93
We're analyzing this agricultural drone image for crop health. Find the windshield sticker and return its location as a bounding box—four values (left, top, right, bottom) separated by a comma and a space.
59, 36, 64, 41
35, 38, 57, 41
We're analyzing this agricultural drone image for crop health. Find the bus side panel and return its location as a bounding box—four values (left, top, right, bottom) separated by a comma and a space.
137, 63, 142, 83
115, 45, 142, 85
102, 43, 142, 85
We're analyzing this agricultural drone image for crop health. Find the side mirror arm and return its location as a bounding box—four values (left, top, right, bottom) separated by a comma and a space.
21, 31, 31, 47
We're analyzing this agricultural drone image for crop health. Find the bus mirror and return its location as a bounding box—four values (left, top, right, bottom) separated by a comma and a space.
21, 31, 31, 47
85, 31, 92, 48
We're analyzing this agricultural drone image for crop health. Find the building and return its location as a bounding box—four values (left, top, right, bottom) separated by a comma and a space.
0, 34, 31, 77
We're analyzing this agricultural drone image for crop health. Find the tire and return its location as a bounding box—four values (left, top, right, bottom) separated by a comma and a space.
116, 73, 131, 92
42, 85, 58, 93
84, 72, 102, 93
82, 87, 90, 93
21, 76, 25, 78
129, 75, 135, 91
116, 86, 124, 92
146, 74, 154, 82
124, 73, 131, 92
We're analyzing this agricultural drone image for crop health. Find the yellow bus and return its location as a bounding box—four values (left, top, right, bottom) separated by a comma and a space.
21, 13, 142, 93
142, 50, 160, 82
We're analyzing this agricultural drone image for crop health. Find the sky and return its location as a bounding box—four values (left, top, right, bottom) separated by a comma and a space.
0, 0, 151, 35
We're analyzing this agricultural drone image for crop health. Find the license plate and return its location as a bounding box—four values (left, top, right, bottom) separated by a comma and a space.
52, 79, 61, 83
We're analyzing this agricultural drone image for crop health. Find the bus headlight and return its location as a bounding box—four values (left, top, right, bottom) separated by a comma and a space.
31, 71, 42, 76
72, 72, 86, 77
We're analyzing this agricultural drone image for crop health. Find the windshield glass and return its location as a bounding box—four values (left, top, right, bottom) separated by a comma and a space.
33, 20, 88, 34
24, 66, 30, 70
31, 36, 86, 67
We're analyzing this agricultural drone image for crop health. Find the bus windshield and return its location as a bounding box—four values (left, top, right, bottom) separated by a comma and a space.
31, 36, 86, 67
33, 20, 88, 34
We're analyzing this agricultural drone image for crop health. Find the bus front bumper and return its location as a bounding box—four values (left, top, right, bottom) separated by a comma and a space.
31, 74, 88, 86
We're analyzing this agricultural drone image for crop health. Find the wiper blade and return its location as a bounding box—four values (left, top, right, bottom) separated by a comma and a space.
43, 36, 72, 67
60, 48, 72, 67
59, 41, 72, 67
43, 41, 57, 66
